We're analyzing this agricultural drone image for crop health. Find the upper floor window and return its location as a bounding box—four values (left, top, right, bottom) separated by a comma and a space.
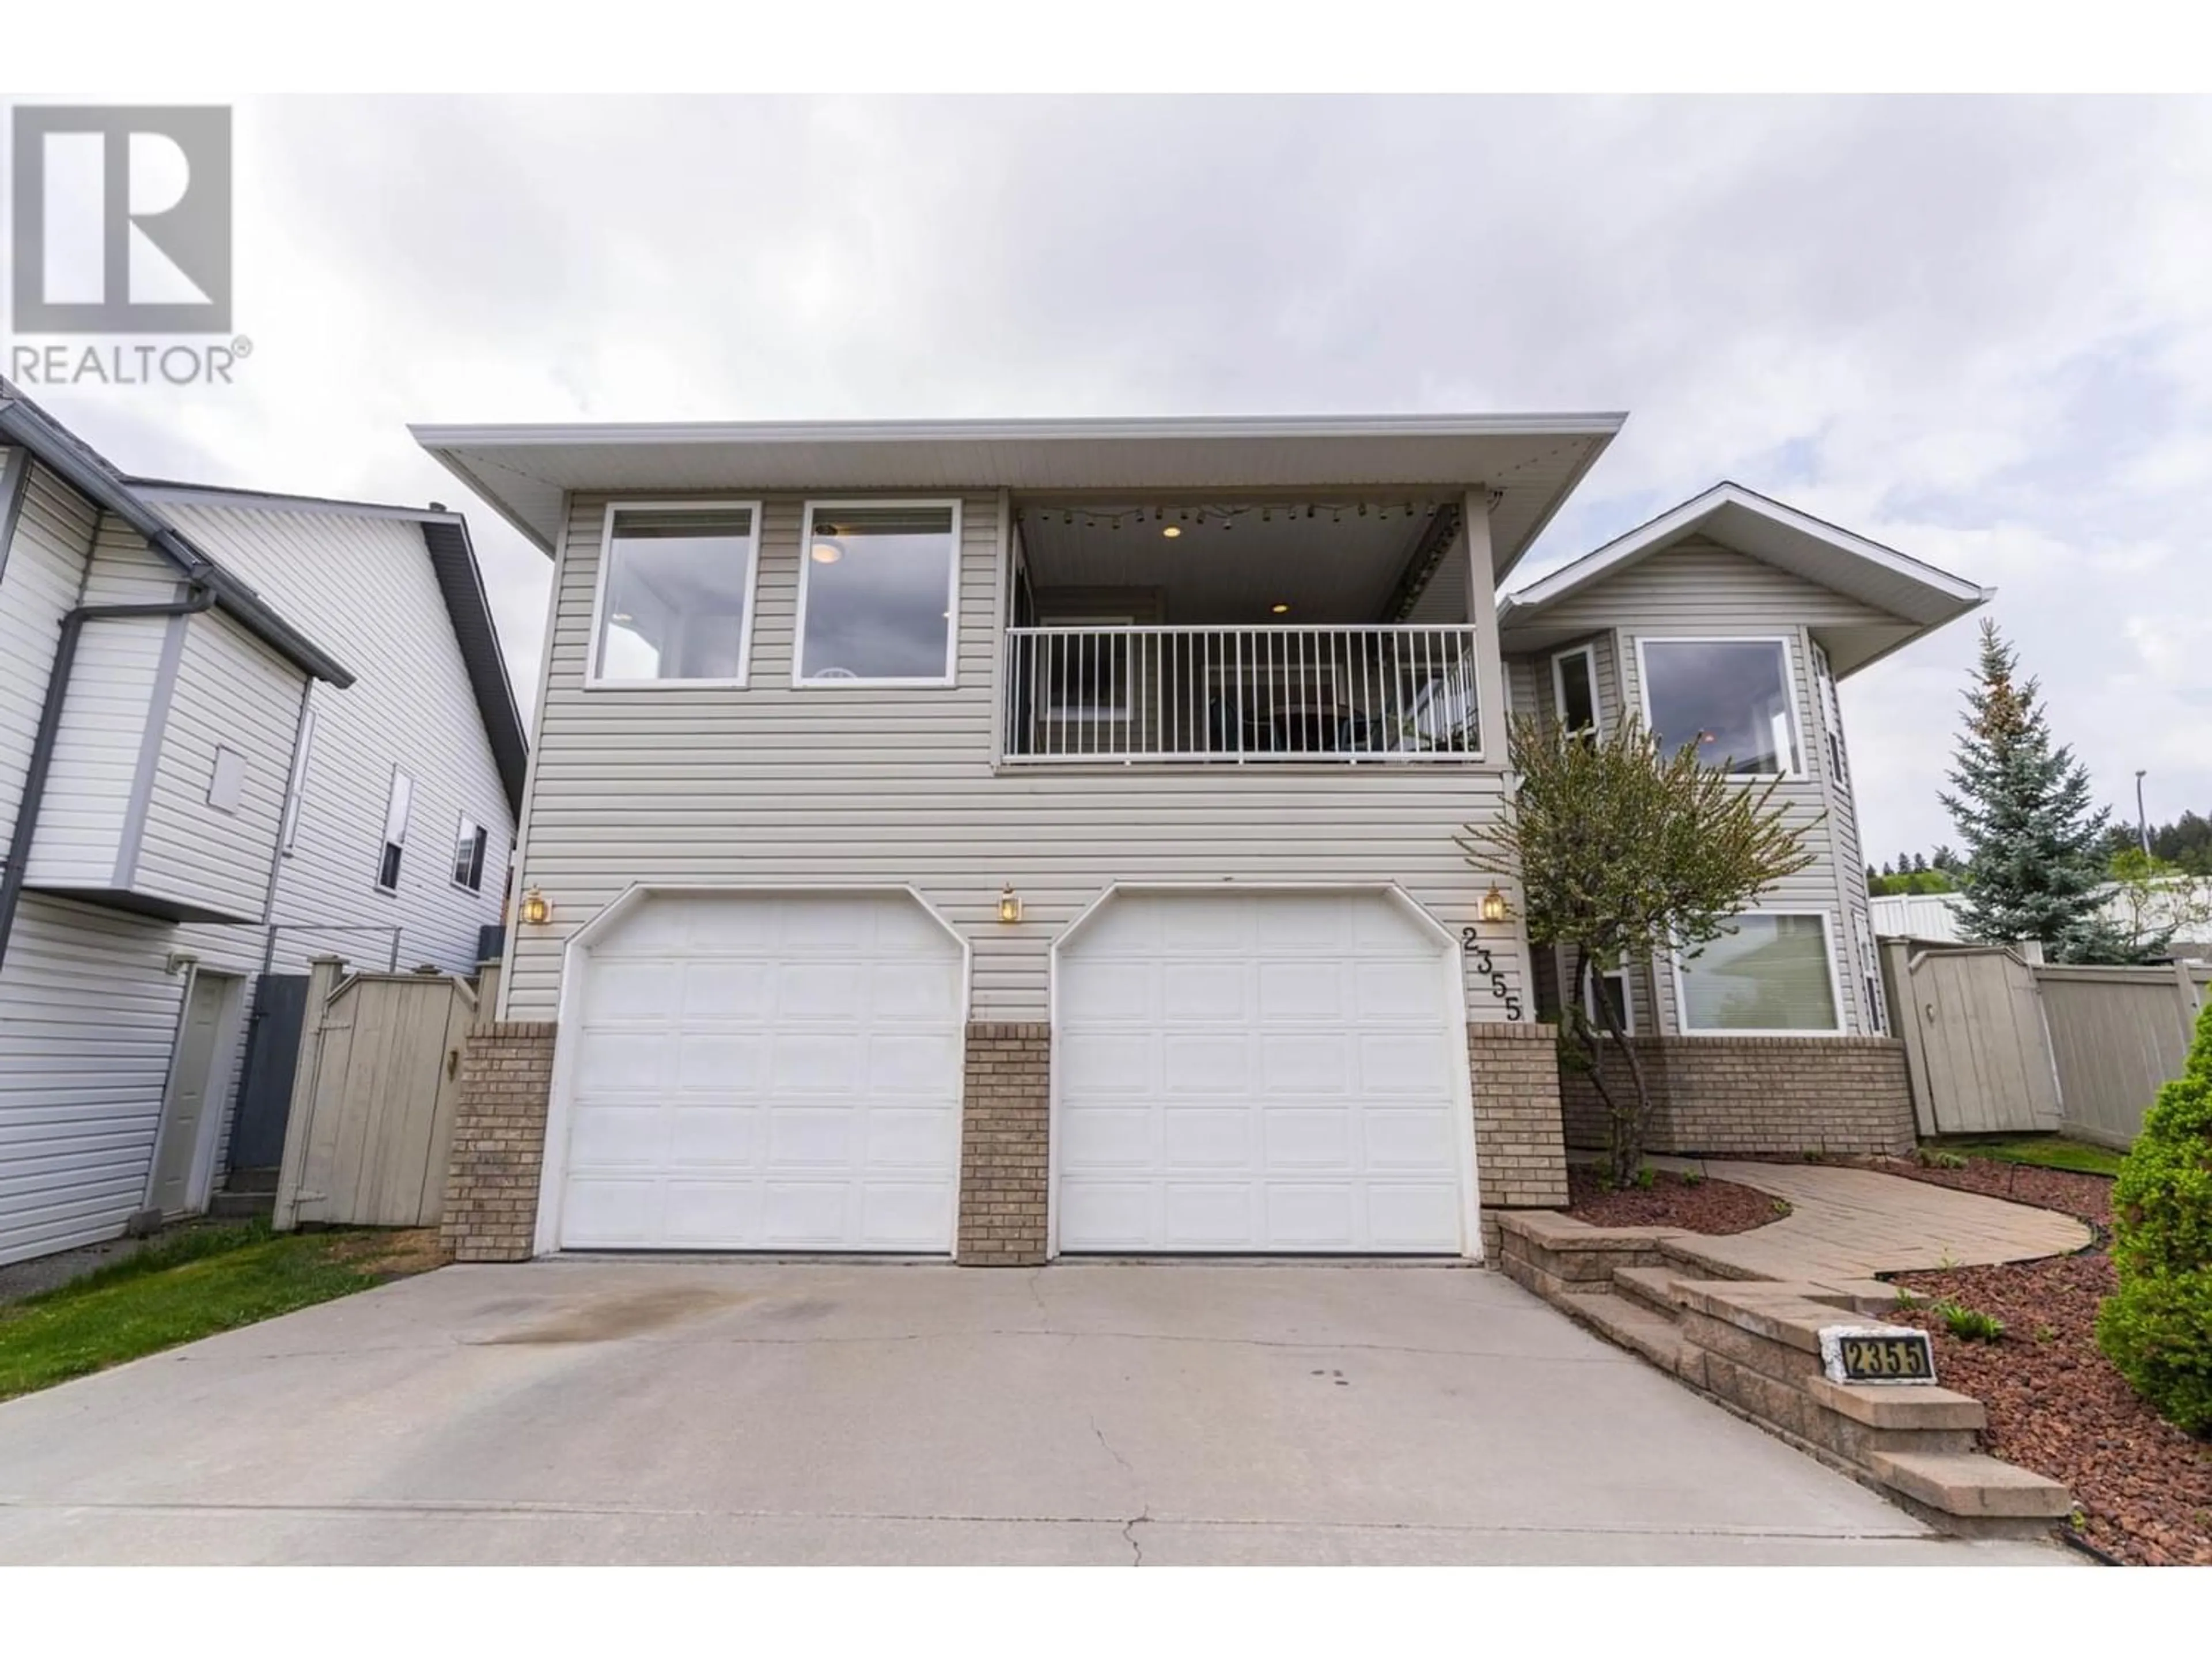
452, 815, 488, 893
592, 503, 760, 685
795, 502, 961, 687
1673, 911, 1841, 1035
1552, 643, 1599, 737
376, 768, 412, 893
1637, 636, 1802, 778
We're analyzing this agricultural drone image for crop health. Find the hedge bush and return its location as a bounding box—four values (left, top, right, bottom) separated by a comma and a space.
2095, 998, 2212, 1437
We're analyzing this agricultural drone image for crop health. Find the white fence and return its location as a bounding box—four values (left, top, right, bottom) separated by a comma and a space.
1002, 624, 1481, 763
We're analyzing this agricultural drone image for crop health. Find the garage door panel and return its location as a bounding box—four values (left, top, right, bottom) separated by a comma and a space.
1057, 891, 1471, 1256
556, 892, 961, 1253
1160, 962, 1247, 1021
1259, 1036, 1351, 1094
1162, 1183, 1259, 1246
561, 1177, 658, 1245
1257, 960, 1349, 1021
865, 1107, 955, 1166
1159, 1033, 1247, 1093
1264, 1184, 1356, 1247
573, 1032, 669, 1093
1159, 1107, 1251, 1168
1262, 1108, 1354, 1169
867, 1033, 961, 1093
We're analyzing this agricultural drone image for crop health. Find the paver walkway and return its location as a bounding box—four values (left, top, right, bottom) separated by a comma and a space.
1643, 1157, 2091, 1281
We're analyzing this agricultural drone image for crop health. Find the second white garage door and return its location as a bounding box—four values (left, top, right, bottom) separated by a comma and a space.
552, 889, 964, 1252
1055, 888, 1472, 1254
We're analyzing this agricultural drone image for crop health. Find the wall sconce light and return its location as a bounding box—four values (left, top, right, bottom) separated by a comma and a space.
997, 884, 1023, 925
1479, 884, 1513, 925
518, 888, 553, 927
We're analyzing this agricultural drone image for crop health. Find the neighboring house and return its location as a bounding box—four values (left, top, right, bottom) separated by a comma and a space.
414, 418, 1983, 1268
0, 387, 524, 1267
1869, 886, 2212, 961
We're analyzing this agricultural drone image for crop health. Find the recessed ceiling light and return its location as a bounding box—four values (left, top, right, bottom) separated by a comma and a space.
1161, 525, 1181, 539
1270, 603, 1290, 614
810, 541, 843, 564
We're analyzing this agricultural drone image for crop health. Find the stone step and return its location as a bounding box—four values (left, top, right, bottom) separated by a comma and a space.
207, 1190, 275, 1221
1867, 1449, 2074, 1520
1610, 1264, 1690, 1317
1562, 1289, 1690, 1374
1657, 1234, 1771, 1282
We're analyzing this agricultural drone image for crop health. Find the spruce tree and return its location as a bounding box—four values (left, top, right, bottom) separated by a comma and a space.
1940, 620, 2116, 959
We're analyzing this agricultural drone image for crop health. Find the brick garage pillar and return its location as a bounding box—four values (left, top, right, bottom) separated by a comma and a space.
440, 1021, 558, 1262
957, 1021, 1050, 1266
1469, 1022, 1571, 1259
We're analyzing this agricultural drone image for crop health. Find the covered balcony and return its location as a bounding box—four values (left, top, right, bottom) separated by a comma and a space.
1002, 494, 1484, 764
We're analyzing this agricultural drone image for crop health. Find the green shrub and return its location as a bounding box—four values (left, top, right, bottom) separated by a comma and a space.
1931, 1298, 2005, 1342
2096, 999, 2212, 1436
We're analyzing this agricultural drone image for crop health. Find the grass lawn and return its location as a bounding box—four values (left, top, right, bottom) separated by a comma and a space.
0, 1222, 443, 1403
1943, 1135, 2130, 1177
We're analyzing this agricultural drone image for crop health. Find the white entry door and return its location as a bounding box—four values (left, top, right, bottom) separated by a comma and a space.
1055, 889, 1472, 1254
554, 891, 964, 1252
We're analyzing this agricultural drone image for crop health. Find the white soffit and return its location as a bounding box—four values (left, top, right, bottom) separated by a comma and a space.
410, 412, 1625, 573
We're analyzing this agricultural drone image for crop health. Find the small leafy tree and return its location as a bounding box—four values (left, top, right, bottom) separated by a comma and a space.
1463, 713, 1816, 1186
2104, 848, 2211, 963
1940, 620, 2114, 959
2096, 998, 2212, 1437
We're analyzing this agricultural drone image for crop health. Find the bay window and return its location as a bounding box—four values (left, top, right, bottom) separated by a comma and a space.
1674, 912, 1842, 1034
1637, 636, 1802, 778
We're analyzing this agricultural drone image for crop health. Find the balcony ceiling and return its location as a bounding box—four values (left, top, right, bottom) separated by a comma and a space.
412, 412, 1624, 574
1020, 500, 1444, 626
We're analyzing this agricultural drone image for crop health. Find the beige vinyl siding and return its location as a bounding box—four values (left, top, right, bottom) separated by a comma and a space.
506, 491, 1528, 1024
0, 895, 184, 1265
1600, 548, 1883, 1037
128, 608, 300, 922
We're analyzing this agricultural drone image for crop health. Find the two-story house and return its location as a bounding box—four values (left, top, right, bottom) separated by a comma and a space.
416, 415, 1984, 1268
0, 387, 525, 1267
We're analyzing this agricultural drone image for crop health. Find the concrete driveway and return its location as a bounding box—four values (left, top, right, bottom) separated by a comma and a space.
0, 1259, 2064, 1565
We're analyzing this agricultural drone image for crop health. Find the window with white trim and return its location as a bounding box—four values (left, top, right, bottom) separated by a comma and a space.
451, 815, 488, 892
1812, 641, 1849, 786
376, 769, 412, 893
279, 706, 316, 854
795, 502, 960, 685
1675, 912, 1841, 1034
1639, 637, 1802, 778
1583, 960, 1634, 1036
593, 504, 760, 684
1552, 644, 1599, 738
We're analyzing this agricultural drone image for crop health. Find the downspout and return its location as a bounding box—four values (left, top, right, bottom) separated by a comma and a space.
0, 581, 218, 971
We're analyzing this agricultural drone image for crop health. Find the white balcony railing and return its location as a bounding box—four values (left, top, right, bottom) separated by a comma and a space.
1002, 624, 1481, 763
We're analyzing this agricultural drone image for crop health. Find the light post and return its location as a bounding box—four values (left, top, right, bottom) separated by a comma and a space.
2135, 770, 2151, 857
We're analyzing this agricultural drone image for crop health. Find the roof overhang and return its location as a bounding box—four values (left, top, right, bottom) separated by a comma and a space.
410, 412, 1626, 578
0, 390, 354, 687
1497, 480, 1993, 677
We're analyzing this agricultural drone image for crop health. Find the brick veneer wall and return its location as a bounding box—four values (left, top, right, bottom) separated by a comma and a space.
1558, 1036, 1915, 1157
439, 1021, 558, 1262
957, 1021, 1050, 1266
1469, 1023, 1571, 1213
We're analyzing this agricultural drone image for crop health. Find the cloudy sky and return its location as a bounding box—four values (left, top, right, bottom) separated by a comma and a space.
19, 96, 2211, 857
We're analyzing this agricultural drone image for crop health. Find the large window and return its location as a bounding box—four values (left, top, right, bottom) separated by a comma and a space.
1638, 637, 1802, 778
592, 503, 760, 684
1674, 912, 1841, 1034
795, 502, 961, 686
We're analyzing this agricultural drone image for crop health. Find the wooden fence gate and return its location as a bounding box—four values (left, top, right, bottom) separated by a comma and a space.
272, 956, 478, 1230
1880, 941, 2208, 1146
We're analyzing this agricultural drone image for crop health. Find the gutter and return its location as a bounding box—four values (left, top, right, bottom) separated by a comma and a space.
0, 583, 218, 971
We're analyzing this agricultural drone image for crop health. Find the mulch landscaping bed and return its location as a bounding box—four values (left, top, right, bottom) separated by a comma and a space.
1563, 1166, 1782, 1234
1877, 1161, 2212, 1567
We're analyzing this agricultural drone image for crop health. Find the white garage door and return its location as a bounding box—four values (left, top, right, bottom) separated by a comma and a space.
1056, 889, 1471, 1254
555, 891, 963, 1252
